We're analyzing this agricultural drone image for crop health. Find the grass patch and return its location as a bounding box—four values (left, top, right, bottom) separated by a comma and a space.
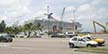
79, 48, 108, 51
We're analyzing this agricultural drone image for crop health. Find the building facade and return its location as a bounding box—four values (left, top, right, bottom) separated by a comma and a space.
30, 19, 82, 32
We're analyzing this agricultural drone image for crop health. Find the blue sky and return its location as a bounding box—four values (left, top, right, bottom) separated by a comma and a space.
0, 0, 108, 32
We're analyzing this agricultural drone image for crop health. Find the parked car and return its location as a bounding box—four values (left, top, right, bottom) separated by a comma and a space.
80, 32, 91, 34
32, 33, 41, 38
0, 34, 13, 42
8, 34, 15, 38
16, 34, 27, 38
64, 32, 77, 38
50, 32, 65, 38
80, 34, 105, 46
69, 36, 98, 48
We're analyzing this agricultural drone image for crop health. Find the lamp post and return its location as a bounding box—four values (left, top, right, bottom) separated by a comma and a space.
59, 7, 65, 32
72, 7, 78, 32
47, 5, 50, 32
47, 5, 54, 37
72, 9, 76, 31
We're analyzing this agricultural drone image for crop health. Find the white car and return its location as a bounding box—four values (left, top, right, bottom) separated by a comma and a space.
69, 36, 98, 48
64, 32, 77, 38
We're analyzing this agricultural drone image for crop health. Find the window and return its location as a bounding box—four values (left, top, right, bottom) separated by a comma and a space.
72, 38, 77, 41
78, 39, 84, 41
83, 37, 91, 41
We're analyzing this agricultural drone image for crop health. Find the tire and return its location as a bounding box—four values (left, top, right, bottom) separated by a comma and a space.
10, 39, 13, 42
98, 42, 104, 46
87, 44, 92, 48
98, 44, 102, 46
39, 36, 41, 38
69, 43, 74, 48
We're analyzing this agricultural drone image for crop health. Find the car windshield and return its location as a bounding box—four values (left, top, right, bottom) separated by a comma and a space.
83, 37, 92, 41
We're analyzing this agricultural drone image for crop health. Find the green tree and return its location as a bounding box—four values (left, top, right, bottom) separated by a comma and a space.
5, 27, 13, 34
5, 26, 20, 34
24, 23, 34, 38
23, 22, 43, 38
37, 23, 43, 31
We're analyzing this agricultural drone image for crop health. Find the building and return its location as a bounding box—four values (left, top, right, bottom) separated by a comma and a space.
24, 19, 82, 32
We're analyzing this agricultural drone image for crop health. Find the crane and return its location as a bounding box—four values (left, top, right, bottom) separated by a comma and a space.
93, 20, 107, 33
58, 7, 65, 32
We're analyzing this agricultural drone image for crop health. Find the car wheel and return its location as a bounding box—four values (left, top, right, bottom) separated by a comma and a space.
10, 39, 13, 42
39, 36, 41, 38
98, 42, 104, 46
98, 44, 102, 46
69, 43, 74, 48
87, 44, 92, 48
51, 36, 54, 38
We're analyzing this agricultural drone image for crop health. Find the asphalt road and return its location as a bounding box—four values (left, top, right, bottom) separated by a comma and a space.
0, 34, 108, 54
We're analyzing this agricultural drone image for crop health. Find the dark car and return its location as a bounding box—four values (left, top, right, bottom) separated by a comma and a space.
51, 32, 65, 38
0, 35, 13, 42
8, 34, 15, 38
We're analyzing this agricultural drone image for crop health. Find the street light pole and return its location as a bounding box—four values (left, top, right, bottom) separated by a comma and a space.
47, 5, 50, 38
72, 9, 76, 31
59, 7, 65, 32
47, 5, 50, 32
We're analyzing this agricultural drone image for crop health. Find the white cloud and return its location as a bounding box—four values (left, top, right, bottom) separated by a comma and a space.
92, 0, 108, 5
0, 0, 15, 5
78, 4, 92, 11
66, 6, 76, 12
62, 4, 97, 22
0, 0, 32, 26
78, 4, 97, 13
97, 8, 108, 18
66, 0, 87, 3
0, 16, 8, 20
76, 4, 99, 20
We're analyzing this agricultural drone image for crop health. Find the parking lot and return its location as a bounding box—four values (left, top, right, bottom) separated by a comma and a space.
0, 34, 108, 54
